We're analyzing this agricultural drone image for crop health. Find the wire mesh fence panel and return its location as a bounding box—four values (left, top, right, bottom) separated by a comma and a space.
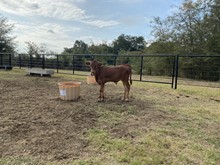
140, 56, 175, 84
13, 54, 30, 68
179, 56, 220, 81
0, 53, 10, 66
45, 55, 57, 69
178, 56, 220, 87
1, 53, 220, 88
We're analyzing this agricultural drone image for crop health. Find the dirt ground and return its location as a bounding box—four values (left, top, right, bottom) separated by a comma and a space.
0, 71, 174, 162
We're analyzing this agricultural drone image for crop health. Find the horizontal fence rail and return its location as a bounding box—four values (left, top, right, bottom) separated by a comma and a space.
1, 53, 220, 89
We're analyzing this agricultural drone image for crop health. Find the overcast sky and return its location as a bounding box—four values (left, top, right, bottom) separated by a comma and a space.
0, 0, 184, 53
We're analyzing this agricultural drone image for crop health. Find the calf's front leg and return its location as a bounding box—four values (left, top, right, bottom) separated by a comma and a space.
98, 84, 105, 102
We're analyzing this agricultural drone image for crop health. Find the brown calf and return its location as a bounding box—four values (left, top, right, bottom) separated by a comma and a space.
86, 60, 132, 102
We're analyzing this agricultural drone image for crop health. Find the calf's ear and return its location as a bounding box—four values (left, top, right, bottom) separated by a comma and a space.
85, 61, 90, 65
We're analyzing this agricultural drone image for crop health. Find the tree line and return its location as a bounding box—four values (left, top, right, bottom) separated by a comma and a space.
0, 0, 219, 81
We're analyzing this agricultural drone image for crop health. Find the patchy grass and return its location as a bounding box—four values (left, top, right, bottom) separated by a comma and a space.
0, 69, 220, 165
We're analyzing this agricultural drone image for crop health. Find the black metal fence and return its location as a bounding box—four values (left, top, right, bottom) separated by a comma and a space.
1, 53, 219, 89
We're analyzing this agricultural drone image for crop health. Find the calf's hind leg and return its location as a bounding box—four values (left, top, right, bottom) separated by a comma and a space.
122, 81, 130, 102
126, 81, 130, 101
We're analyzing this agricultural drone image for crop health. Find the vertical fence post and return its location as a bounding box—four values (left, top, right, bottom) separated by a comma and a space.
91, 55, 94, 60
174, 55, 179, 89
114, 55, 117, 66
19, 54, 22, 69
9, 54, 12, 66
72, 55, 75, 74
0, 53, 2, 65
42, 54, 45, 69
171, 55, 176, 88
29, 54, 32, 68
56, 55, 59, 73
140, 55, 143, 81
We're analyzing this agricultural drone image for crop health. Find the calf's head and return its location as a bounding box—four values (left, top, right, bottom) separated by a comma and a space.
86, 60, 102, 76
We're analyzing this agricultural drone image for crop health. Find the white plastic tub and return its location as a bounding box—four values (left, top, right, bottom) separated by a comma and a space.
58, 81, 81, 100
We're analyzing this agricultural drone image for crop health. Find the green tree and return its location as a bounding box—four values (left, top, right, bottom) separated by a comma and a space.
144, 41, 177, 54
151, 0, 210, 54
112, 34, 146, 54
89, 42, 113, 54
0, 14, 15, 52
88, 42, 114, 65
72, 40, 89, 54
25, 41, 39, 57
206, 0, 220, 54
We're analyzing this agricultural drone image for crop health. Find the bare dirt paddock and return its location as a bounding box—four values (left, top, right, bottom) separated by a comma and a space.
0, 69, 220, 164
0, 70, 162, 161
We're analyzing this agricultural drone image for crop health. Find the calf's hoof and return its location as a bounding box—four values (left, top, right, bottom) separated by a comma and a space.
121, 98, 129, 102
124, 98, 129, 102
97, 98, 104, 102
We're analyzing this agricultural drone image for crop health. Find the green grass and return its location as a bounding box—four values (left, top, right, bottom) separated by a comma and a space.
1, 69, 220, 165
72, 81, 220, 164
75, 127, 219, 164
0, 157, 44, 165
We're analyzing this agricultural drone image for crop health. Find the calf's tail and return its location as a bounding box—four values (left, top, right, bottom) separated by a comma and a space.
123, 64, 132, 85
129, 65, 132, 85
